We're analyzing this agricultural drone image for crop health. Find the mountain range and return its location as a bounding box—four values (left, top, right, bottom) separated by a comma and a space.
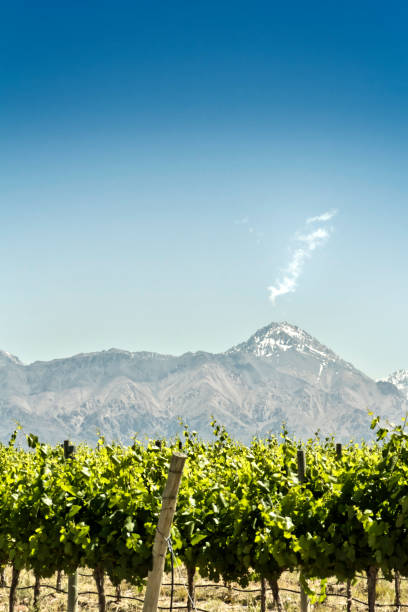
0, 322, 406, 445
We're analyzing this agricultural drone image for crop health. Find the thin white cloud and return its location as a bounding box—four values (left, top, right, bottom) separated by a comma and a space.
306, 209, 338, 224
268, 212, 336, 305
297, 227, 330, 249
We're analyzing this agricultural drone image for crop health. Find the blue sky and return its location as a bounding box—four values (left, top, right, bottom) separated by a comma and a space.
1, 1, 408, 378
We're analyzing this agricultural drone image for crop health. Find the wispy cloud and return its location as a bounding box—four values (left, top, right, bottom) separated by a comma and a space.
306, 209, 338, 224
268, 211, 337, 304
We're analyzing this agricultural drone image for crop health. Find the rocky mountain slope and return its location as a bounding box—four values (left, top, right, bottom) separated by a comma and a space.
0, 322, 405, 444
379, 370, 408, 399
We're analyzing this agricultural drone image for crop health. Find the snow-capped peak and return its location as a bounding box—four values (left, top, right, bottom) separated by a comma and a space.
227, 321, 339, 363
379, 369, 408, 398
0, 350, 23, 367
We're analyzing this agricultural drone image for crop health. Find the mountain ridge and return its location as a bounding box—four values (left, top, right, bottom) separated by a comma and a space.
0, 322, 405, 445
379, 369, 408, 399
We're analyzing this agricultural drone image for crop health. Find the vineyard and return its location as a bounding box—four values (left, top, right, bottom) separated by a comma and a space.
1, 417, 408, 611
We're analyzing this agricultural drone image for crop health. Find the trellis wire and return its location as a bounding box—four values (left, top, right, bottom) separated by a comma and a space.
1, 571, 408, 609
166, 535, 197, 612
167, 536, 175, 612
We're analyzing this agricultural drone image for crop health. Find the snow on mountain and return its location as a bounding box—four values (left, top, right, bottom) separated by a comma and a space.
228, 321, 357, 387
0, 322, 406, 445
0, 350, 23, 367
228, 321, 347, 379
379, 370, 408, 399
229, 322, 337, 360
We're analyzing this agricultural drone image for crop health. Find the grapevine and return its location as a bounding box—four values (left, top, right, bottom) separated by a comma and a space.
0, 417, 406, 610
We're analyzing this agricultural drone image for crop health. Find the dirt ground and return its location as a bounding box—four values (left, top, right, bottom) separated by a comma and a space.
0, 565, 405, 610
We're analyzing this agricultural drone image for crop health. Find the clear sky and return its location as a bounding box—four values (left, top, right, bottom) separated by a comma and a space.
1, 1, 408, 378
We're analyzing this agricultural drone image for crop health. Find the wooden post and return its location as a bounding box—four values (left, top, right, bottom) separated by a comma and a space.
260, 576, 266, 612
336, 442, 342, 460
336, 443, 353, 611
56, 570, 62, 591
143, 452, 187, 612
297, 449, 310, 612
367, 566, 377, 612
186, 566, 196, 612
395, 571, 401, 612
67, 568, 78, 611
64, 440, 78, 612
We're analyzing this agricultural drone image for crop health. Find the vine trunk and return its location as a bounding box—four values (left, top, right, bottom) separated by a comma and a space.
93, 566, 106, 612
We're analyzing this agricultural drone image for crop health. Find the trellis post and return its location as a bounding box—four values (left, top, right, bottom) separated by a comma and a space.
64, 440, 78, 612
297, 449, 310, 612
143, 452, 187, 612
